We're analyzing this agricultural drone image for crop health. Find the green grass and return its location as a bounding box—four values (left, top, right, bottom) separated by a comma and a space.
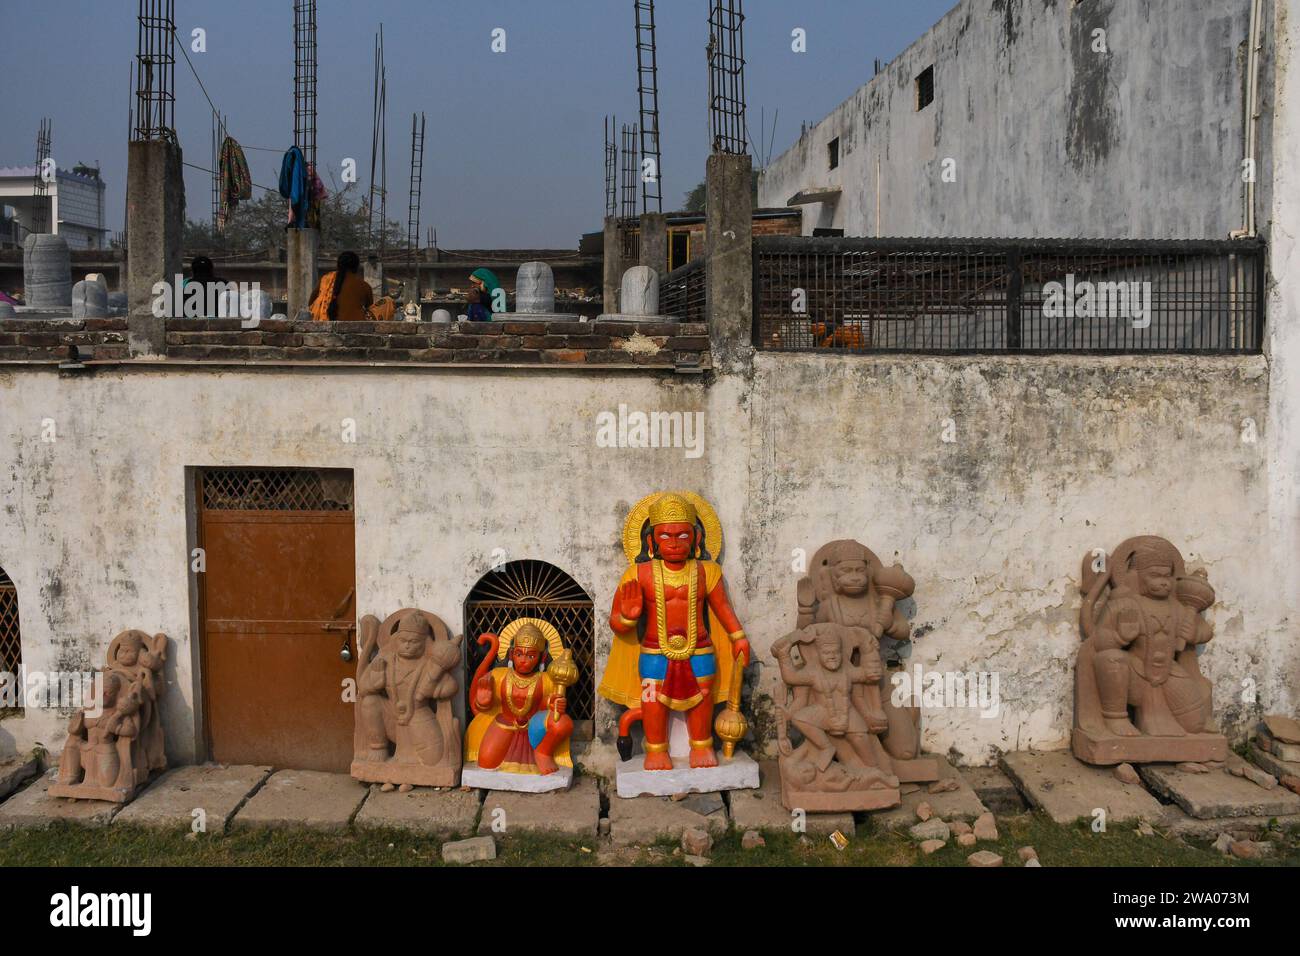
2, 813, 1297, 867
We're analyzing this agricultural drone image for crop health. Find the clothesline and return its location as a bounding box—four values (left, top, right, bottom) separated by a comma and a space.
181, 161, 278, 195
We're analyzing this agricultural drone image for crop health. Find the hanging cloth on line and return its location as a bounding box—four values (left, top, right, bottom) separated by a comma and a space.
279, 146, 309, 229
217, 135, 252, 231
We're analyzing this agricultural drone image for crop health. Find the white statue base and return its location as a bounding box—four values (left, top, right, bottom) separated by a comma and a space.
461, 764, 573, 793
615, 711, 758, 797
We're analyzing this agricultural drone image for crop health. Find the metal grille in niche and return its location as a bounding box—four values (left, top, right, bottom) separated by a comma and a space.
463, 561, 596, 737
200, 469, 354, 512
0, 567, 20, 713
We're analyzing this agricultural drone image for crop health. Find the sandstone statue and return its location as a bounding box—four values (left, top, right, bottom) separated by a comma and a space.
773, 622, 902, 811
351, 608, 463, 789
1073, 535, 1227, 765
51, 630, 168, 803
795, 540, 938, 782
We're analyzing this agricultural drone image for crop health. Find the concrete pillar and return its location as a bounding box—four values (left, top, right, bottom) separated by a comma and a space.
602, 216, 624, 312
1267, 0, 1300, 616
639, 212, 668, 277
286, 228, 319, 320
704, 152, 753, 370
126, 139, 185, 355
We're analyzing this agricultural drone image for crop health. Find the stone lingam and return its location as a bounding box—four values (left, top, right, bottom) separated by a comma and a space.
351, 608, 464, 790
1072, 535, 1228, 765
597, 265, 677, 323
795, 540, 939, 783
493, 261, 570, 322
598, 491, 759, 797
51, 630, 168, 803
773, 622, 902, 812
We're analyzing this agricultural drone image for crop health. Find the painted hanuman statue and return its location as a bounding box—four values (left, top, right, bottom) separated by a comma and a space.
599, 492, 750, 770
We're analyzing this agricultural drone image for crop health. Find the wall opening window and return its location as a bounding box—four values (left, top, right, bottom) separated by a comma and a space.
827, 137, 840, 170
0, 566, 21, 715
916, 65, 935, 110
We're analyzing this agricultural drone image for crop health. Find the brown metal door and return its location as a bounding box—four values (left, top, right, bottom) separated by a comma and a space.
197, 469, 356, 771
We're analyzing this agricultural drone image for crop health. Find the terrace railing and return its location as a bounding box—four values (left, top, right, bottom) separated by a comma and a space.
660, 257, 705, 323
753, 236, 1265, 354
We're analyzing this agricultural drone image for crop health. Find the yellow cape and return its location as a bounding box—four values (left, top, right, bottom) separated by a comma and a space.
464, 667, 572, 768
597, 561, 736, 708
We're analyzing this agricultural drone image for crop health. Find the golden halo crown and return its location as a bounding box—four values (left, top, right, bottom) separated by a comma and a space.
512, 624, 547, 651
497, 617, 565, 662
648, 493, 697, 528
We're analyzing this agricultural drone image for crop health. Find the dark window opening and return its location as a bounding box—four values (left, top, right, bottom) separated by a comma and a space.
827, 137, 840, 170
916, 66, 935, 110
0, 566, 21, 716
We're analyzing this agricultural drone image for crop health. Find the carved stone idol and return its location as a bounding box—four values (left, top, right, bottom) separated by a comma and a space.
773, 623, 901, 811
51, 630, 168, 803
1073, 535, 1227, 765
796, 540, 939, 783
351, 609, 463, 789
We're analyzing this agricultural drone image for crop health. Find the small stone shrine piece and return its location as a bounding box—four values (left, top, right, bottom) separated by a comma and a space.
351, 608, 464, 789
51, 630, 168, 803
1072, 535, 1227, 765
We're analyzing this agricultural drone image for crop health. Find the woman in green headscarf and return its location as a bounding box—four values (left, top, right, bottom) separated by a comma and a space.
467, 268, 502, 322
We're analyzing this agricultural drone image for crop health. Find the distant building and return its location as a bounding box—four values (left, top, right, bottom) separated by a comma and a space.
759, 0, 1272, 241
0, 164, 108, 249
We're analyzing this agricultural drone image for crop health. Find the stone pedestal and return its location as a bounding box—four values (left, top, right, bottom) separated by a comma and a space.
286, 227, 319, 320
1072, 727, 1228, 766
126, 139, 185, 356
614, 712, 758, 798
462, 764, 573, 793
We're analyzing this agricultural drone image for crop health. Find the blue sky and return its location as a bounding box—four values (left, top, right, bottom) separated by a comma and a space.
0, 0, 956, 247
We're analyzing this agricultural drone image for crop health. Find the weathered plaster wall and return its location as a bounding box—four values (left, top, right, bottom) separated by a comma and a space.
0, 352, 1288, 768
759, 0, 1273, 240
728, 353, 1287, 766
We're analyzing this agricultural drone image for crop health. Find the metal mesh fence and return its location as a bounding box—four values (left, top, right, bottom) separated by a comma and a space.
200, 469, 354, 512
754, 237, 1264, 354
660, 258, 706, 322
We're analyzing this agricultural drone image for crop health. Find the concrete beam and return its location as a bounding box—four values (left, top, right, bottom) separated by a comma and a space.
126, 139, 185, 356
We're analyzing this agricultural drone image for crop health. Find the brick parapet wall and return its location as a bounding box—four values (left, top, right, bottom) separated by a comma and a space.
0, 319, 710, 370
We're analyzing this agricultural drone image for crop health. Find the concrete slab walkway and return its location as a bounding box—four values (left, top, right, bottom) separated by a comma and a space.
728, 760, 853, 836
0, 773, 122, 829
607, 791, 729, 846
113, 764, 272, 833
872, 756, 987, 830
478, 776, 601, 839
1000, 750, 1166, 825
231, 769, 368, 831
354, 786, 481, 836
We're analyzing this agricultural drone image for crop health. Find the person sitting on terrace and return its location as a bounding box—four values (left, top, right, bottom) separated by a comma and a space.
310, 251, 374, 322
466, 268, 501, 321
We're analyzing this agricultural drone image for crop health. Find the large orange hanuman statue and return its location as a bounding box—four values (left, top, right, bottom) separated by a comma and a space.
598, 492, 749, 770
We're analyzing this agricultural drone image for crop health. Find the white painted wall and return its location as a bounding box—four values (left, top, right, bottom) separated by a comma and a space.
759, 0, 1272, 241
0, 353, 1288, 770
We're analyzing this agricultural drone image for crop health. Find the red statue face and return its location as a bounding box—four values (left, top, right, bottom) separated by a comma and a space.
511, 644, 542, 675
652, 521, 695, 562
